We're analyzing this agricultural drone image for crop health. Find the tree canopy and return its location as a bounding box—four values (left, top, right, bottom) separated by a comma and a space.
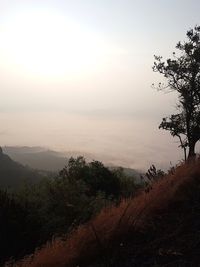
153, 26, 200, 160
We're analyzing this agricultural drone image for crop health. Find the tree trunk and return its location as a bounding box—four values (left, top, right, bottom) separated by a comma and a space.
188, 141, 196, 160
183, 146, 187, 163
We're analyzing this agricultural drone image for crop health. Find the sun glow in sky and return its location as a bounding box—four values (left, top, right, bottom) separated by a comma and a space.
1, 0, 200, 169
0, 9, 115, 78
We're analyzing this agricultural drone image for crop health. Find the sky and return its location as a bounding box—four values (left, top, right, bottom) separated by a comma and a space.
0, 0, 200, 170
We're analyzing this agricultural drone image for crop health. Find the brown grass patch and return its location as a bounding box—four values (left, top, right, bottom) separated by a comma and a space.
11, 159, 200, 267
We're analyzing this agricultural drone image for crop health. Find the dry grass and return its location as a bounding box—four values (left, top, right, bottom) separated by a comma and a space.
10, 159, 200, 267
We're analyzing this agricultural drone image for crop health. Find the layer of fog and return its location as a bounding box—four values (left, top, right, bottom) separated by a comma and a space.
0, 110, 184, 171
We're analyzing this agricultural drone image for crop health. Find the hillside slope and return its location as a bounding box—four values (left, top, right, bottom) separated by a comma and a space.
13, 159, 200, 267
3, 146, 67, 171
0, 148, 42, 189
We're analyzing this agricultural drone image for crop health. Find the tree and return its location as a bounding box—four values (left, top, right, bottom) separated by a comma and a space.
153, 26, 200, 160
59, 156, 120, 197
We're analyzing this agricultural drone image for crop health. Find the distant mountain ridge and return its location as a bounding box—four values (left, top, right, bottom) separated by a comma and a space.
0, 148, 43, 189
3, 146, 68, 171
3, 146, 141, 181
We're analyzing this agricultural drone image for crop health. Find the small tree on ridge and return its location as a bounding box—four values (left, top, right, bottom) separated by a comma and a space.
153, 26, 200, 160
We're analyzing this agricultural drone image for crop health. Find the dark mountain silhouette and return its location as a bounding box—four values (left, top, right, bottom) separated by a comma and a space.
3, 146, 68, 171
3, 147, 141, 180
0, 148, 43, 189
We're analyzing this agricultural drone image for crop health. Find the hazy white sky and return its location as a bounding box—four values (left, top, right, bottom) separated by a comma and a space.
0, 0, 200, 169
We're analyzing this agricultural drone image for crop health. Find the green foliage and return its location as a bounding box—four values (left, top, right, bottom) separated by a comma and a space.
112, 167, 140, 198
0, 156, 139, 264
0, 189, 42, 264
153, 26, 200, 159
59, 156, 121, 197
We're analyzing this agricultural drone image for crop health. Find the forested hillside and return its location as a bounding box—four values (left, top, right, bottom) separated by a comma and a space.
14, 159, 200, 267
0, 148, 43, 189
0, 156, 139, 265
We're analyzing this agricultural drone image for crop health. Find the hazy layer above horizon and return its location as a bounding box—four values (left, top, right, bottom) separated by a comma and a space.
0, 0, 199, 169
0, 111, 182, 170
